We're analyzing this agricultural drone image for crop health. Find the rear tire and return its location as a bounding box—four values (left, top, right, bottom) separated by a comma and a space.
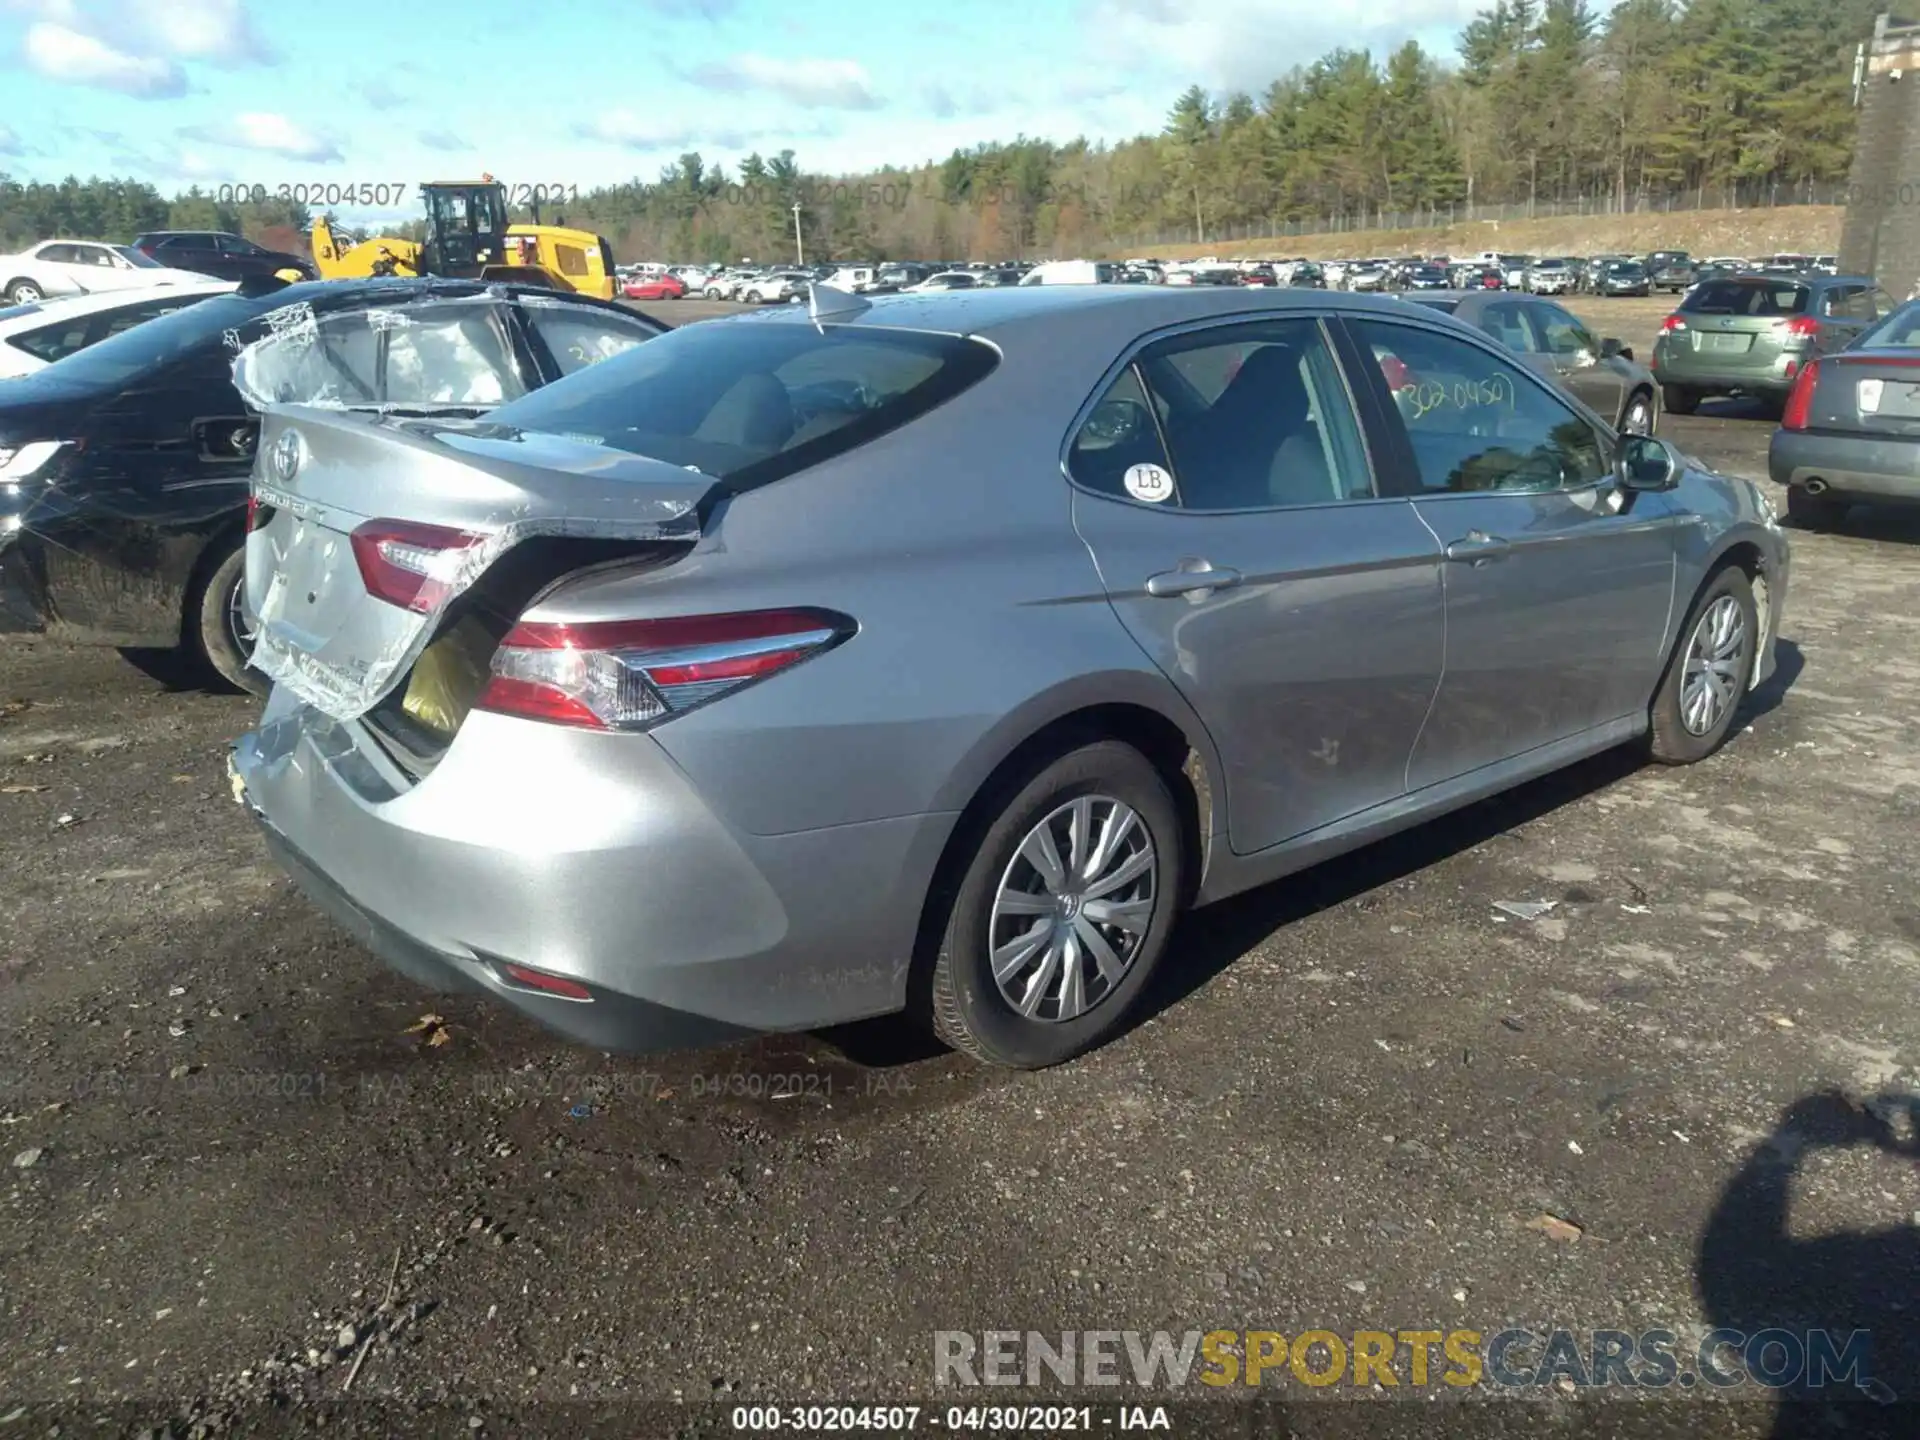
1647, 566, 1757, 766
927, 740, 1184, 1069
5, 280, 42, 304
1661, 384, 1700, 416
1786, 484, 1847, 531
191, 542, 268, 697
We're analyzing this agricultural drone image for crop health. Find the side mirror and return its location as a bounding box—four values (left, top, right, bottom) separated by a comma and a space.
1617, 434, 1679, 491
1599, 337, 1628, 360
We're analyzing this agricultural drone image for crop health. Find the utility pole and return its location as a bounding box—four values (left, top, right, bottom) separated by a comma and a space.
792, 202, 804, 265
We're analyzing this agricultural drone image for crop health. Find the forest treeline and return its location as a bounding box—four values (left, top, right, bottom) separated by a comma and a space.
0, 0, 1880, 264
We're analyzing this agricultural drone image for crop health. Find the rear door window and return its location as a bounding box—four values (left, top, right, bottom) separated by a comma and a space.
1070, 317, 1374, 511
1475, 301, 1539, 352
1683, 280, 1809, 315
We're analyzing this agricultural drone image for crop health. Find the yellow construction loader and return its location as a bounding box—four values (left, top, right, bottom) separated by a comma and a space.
309, 178, 616, 300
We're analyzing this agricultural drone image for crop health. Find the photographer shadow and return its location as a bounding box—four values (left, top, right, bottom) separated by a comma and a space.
1696, 1090, 1920, 1437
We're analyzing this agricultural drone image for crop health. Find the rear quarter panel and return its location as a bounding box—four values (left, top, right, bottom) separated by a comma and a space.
518, 339, 1224, 842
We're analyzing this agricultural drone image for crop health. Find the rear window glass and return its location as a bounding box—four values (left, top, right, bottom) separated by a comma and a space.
13, 292, 269, 388
484, 320, 999, 489
1856, 302, 1920, 348
1405, 296, 1460, 313
1683, 280, 1809, 316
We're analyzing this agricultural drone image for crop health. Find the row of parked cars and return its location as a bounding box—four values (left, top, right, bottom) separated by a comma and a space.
0, 232, 318, 305
618, 260, 1042, 302
1304, 251, 1842, 298
5, 253, 1910, 1071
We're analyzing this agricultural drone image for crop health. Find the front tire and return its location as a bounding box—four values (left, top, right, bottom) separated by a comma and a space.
191, 542, 268, 697
1647, 567, 1757, 765
927, 740, 1184, 1069
1620, 390, 1656, 435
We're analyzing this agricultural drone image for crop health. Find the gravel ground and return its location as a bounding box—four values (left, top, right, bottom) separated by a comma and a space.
1, 299, 1916, 1440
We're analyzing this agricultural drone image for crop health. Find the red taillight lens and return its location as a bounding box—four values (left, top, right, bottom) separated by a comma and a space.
1783, 315, 1821, 339
1660, 315, 1686, 333
349, 520, 485, 612
497, 963, 593, 1002
1781, 359, 1820, 431
245, 494, 269, 532
475, 608, 852, 730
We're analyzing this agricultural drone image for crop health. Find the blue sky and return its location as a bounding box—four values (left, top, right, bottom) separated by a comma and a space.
0, 0, 1499, 221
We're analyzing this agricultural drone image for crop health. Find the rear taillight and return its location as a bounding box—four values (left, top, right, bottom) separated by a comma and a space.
1782, 315, 1821, 341
1660, 315, 1686, 333
475, 608, 853, 730
246, 494, 271, 532
496, 962, 592, 1002
1781, 359, 1820, 431
350, 520, 485, 613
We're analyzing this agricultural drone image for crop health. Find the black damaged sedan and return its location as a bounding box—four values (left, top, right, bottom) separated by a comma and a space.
0, 277, 661, 692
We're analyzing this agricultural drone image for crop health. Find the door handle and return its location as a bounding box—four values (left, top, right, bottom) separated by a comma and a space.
1444, 531, 1511, 564
1145, 559, 1242, 598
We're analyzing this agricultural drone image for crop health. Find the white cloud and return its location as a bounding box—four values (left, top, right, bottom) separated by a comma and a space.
180, 111, 343, 162
419, 129, 468, 153
137, 0, 273, 64
1083, 0, 1488, 93
14, 0, 271, 97
22, 22, 186, 96
689, 54, 882, 111
0, 124, 22, 155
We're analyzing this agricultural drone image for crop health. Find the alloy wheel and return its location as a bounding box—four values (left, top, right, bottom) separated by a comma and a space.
225, 573, 257, 657
1622, 397, 1654, 435
1680, 594, 1747, 736
988, 796, 1157, 1024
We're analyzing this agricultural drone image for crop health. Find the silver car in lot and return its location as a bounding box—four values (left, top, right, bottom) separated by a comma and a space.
231, 286, 1789, 1069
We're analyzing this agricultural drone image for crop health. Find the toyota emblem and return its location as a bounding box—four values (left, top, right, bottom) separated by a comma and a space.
268, 428, 304, 485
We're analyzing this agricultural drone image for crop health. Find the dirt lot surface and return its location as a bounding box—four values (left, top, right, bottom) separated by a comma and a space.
2, 297, 1917, 1440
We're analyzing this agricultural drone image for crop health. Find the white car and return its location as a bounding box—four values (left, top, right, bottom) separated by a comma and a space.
0, 239, 208, 305
742, 271, 810, 303
0, 281, 235, 378
901, 271, 977, 293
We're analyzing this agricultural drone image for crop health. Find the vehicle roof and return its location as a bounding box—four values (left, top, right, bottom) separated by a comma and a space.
241, 276, 645, 315
737, 284, 1490, 350
131, 230, 245, 238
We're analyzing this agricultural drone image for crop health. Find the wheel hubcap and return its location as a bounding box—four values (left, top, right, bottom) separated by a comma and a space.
989, 795, 1157, 1024
226, 575, 256, 653
1680, 594, 1747, 736
1624, 401, 1651, 434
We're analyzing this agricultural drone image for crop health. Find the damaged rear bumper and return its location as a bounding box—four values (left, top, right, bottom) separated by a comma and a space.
228, 696, 950, 1055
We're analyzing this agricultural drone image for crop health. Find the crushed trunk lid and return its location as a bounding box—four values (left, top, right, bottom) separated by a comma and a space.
245, 405, 716, 721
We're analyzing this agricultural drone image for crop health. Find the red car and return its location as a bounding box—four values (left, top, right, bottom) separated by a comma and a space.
622, 272, 687, 300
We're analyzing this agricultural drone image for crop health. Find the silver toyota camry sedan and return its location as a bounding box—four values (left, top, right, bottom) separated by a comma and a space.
231, 285, 1790, 1069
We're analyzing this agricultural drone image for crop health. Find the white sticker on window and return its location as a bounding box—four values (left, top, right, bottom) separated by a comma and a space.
1124, 462, 1175, 503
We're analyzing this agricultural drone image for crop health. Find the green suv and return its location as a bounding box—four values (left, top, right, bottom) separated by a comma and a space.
1651, 273, 1892, 415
